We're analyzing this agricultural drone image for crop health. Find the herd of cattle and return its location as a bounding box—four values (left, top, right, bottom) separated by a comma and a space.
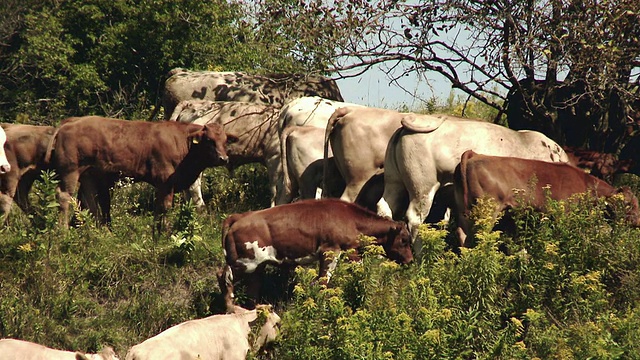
1, 67, 640, 358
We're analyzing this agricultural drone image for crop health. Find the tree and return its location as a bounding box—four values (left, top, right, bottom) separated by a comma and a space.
0, 0, 323, 124
251, 0, 640, 152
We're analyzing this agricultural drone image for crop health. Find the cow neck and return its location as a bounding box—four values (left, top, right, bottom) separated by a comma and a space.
354, 210, 395, 245
173, 143, 209, 191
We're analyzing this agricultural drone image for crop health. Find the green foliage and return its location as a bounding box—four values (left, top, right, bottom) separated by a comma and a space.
272, 197, 640, 359
0, 0, 319, 123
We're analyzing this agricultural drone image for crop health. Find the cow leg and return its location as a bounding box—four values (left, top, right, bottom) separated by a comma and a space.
266, 155, 281, 207
153, 187, 174, 235
217, 265, 237, 313
0, 173, 19, 222
406, 184, 441, 258
245, 270, 265, 309
184, 174, 206, 211
0, 192, 12, 223
319, 249, 342, 284
56, 172, 81, 228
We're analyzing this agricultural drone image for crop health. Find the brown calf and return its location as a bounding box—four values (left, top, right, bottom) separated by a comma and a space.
219, 198, 413, 310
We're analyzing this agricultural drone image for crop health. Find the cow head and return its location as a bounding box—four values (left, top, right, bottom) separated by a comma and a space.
0, 127, 11, 175
251, 304, 281, 352
382, 222, 413, 264
190, 123, 239, 165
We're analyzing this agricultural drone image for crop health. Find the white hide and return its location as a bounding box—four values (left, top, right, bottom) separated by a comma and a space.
0, 126, 11, 174
0, 339, 118, 360
125, 308, 280, 360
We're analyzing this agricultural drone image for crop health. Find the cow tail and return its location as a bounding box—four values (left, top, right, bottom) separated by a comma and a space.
322, 108, 347, 197
44, 125, 63, 165
456, 150, 475, 214
279, 126, 295, 203
222, 214, 241, 265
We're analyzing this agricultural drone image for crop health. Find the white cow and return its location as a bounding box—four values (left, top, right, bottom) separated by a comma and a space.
323, 106, 406, 203
170, 100, 281, 208
0, 339, 118, 360
277, 96, 363, 132
377, 113, 570, 253
0, 126, 11, 174
275, 97, 364, 203
124, 306, 281, 360
278, 126, 344, 203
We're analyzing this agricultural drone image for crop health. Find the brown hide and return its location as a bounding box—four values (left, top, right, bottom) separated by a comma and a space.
51, 116, 233, 230
0, 124, 56, 217
220, 198, 413, 308
454, 150, 640, 246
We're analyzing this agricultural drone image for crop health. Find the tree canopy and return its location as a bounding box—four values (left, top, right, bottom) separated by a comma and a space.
251, 0, 640, 152
0, 0, 330, 124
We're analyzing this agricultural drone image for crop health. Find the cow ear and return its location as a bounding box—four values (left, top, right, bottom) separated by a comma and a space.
226, 134, 240, 144
190, 130, 204, 144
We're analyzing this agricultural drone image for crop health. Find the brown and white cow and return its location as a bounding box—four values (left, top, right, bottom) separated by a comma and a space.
124, 306, 280, 360
160, 69, 344, 120
169, 100, 281, 208
278, 125, 344, 203
323, 106, 406, 203
0, 126, 11, 174
563, 146, 636, 183
0, 339, 118, 360
378, 113, 570, 255
219, 198, 413, 309
50, 116, 236, 230
453, 150, 640, 246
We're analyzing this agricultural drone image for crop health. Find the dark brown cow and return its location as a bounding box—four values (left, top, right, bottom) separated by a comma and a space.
453, 150, 640, 246
563, 146, 635, 183
0, 124, 57, 221
50, 116, 237, 230
218, 198, 413, 310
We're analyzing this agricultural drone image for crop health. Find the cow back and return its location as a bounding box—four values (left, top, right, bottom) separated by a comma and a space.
162, 69, 343, 119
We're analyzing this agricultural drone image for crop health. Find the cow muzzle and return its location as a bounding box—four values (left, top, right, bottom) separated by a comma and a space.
0, 163, 10, 174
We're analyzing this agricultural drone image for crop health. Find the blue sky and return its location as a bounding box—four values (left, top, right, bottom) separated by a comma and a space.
335, 64, 453, 110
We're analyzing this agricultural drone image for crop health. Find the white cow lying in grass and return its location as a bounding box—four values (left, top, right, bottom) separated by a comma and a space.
0, 339, 118, 360
124, 305, 280, 360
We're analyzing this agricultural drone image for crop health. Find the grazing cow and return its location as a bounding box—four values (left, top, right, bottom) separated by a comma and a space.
323, 106, 406, 203
278, 125, 344, 204
160, 68, 344, 120
378, 113, 570, 253
170, 100, 282, 208
124, 306, 280, 360
0, 339, 118, 360
453, 150, 640, 246
0, 126, 10, 174
563, 146, 635, 183
50, 116, 236, 230
219, 198, 413, 309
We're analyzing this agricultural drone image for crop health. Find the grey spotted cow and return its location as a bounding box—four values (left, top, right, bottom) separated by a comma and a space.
160, 68, 344, 119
